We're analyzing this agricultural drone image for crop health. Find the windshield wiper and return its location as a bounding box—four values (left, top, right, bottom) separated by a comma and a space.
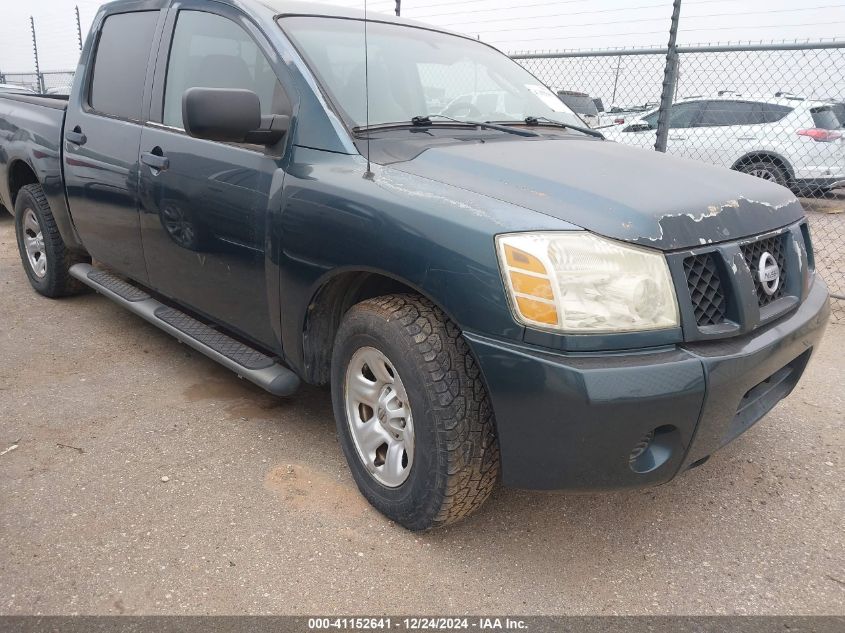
523, 116, 605, 139
353, 115, 539, 138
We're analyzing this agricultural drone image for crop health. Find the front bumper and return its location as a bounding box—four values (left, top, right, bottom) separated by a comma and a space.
466, 277, 830, 490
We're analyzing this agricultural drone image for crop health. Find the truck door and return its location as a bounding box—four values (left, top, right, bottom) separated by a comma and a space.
63, 8, 165, 282
137, 3, 294, 350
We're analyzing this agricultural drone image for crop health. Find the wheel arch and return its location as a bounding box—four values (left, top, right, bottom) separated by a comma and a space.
7, 159, 40, 209
731, 152, 794, 181
300, 268, 460, 386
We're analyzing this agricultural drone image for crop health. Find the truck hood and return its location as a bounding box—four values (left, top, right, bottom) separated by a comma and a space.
389, 138, 805, 250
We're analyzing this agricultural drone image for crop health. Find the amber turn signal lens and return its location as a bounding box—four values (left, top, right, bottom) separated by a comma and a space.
510, 271, 554, 300
500, 242, 559, 326
514, 296, 558, 325
504, 244, 546, 274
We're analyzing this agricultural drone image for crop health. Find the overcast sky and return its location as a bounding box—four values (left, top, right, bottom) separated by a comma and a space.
1, 0, 843, 73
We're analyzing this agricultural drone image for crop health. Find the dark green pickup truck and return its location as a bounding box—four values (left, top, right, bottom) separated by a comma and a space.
0, 0, 829, 530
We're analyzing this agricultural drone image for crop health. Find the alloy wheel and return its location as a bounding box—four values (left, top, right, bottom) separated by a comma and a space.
748, 168, 777, 182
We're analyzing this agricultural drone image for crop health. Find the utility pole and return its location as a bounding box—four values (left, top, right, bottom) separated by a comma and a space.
654, 0, 682, 153
610, 55, 622, 106
30, 16, 44, 94
75, 6, 83, 51
395, 1, 401, 17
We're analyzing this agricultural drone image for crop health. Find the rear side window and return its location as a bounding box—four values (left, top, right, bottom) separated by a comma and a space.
162, 11, 288, 129
811, 107, 842, 130
89, 12, 158, 120
758, 103, 793, 123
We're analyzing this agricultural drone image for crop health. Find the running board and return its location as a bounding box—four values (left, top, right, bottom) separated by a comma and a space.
69, 264, 300, 397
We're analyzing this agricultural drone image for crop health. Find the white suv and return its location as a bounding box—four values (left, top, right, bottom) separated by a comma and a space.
603, 96, 845, 194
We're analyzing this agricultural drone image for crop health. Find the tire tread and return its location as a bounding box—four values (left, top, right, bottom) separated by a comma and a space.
349, 294, 500, 528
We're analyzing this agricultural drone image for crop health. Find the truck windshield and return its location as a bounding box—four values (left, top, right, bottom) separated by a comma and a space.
280, 16, 583, 130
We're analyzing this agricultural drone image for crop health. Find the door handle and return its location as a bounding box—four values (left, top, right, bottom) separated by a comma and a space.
65, 127, 86, 145
669, 135, 685, 141
141, 149, 169, 172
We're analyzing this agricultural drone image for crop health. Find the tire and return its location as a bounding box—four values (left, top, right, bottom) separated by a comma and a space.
736, 160, 788, 188
14, 183, 88, 298
331, 294, 499, 531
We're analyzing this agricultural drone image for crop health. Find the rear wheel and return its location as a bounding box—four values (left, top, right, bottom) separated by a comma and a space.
331, 294, 499, 531
14, 183, 88, 298
736, 160, 788, 188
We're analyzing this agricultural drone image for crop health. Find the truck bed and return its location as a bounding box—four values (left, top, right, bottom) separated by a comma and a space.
0, 92, 68, 111
0, 90, 71, 242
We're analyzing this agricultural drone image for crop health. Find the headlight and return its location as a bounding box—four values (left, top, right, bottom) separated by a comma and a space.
496, 232, 679, 333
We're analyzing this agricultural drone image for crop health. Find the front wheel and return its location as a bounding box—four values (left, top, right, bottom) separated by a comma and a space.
331, 294, 500, 531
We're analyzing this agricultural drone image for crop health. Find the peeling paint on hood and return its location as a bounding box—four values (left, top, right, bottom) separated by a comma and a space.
390, 138, 805, 250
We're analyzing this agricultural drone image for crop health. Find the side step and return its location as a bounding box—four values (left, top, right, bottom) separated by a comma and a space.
69, 263, 300, 397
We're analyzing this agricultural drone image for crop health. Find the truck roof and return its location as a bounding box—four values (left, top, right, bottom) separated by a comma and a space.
95, 0, 474, 50
99, 0, 437, 28
257, 0, 428, 26
259, 0, 467, 41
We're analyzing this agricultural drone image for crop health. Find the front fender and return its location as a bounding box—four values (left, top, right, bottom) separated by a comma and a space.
276, 146, 574, 374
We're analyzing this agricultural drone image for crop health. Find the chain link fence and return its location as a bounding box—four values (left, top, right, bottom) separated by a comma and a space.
0, 70, 74, 95
514, 42, 845, 321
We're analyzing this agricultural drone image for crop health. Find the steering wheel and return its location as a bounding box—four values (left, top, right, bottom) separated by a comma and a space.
441, 101, 484, 118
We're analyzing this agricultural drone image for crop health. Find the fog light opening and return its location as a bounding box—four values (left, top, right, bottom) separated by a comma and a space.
629, 425, 679, 474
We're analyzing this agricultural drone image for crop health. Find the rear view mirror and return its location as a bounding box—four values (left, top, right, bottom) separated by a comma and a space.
182, 87, 288, 145
626, 121, 652, 132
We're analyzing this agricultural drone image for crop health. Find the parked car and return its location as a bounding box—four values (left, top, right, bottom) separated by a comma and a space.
0, 0, 829, 530
556, 90, 600, 127
598, 102, 658, 127
603, 96, 845, 194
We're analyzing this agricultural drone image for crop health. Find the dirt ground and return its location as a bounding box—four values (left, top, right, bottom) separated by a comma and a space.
0, 210, 843, 616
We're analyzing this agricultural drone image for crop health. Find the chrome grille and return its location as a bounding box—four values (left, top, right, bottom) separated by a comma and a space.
741, 234, 787, 306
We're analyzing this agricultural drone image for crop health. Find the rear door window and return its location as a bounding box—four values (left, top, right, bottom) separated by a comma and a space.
89, 11, 158, 120
696, 101, 761, 127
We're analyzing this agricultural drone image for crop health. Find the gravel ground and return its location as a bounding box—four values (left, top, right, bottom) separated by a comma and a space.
0, 210, 843, 616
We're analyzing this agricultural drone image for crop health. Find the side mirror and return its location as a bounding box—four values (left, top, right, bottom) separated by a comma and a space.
625, 121, 652, 133
182, 87, 288, 145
